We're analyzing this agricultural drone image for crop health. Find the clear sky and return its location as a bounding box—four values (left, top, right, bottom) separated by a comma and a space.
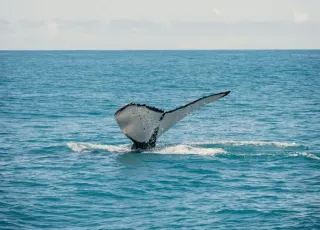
0, 0, 319, 49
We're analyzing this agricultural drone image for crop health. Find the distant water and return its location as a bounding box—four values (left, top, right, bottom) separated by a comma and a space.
1, 50, 319, 229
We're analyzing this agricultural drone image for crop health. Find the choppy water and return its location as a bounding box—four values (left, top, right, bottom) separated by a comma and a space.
1, 50, 320, 229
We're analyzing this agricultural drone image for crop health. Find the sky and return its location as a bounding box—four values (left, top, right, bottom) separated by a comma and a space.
0, 0, 319, 49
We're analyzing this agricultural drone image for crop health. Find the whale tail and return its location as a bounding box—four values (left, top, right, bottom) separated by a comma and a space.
114, 91, 230, 150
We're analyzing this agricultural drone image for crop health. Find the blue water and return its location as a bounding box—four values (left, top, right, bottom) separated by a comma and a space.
1, 50, 319, 229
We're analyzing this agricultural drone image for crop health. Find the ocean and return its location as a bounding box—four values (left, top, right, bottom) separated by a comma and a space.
1, 50, 319, 229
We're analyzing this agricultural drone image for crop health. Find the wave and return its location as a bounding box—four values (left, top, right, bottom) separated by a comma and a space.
191, 140, 302, 148
288, 152, 320, 160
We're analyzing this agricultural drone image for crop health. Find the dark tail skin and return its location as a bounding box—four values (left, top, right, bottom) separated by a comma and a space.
131, 142, 156, 150
130, 127, 158, 150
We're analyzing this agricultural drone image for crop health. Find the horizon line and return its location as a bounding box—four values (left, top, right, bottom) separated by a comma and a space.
1, 48, 320, 51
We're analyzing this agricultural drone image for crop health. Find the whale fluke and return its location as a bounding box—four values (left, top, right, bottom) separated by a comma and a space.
114, 91, 230, 150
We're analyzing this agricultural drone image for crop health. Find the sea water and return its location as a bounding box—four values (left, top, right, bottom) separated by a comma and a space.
1, 50, 319, 229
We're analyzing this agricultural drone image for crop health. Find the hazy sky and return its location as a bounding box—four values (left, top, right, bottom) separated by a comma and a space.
0, 0, 319, 49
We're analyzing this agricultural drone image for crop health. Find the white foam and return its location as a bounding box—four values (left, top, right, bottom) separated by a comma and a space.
67, 142, 226, 156
192, 140, 301, 148
152, 144, 227, 156
67, 142, 130, 153
289, 152, 320, 161
67, 141, 315, 160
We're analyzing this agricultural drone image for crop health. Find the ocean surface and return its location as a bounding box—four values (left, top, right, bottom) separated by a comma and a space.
1, 50, 319, 229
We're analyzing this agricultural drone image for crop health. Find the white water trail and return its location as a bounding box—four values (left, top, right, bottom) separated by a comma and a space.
192, 140, 301, 148
67, 142, 130, 153
152, 144, 227, 156
67, 142, 226, 156
66, 140, 319, 160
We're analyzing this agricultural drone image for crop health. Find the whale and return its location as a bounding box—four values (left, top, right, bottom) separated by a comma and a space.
114, 91, 230, 150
